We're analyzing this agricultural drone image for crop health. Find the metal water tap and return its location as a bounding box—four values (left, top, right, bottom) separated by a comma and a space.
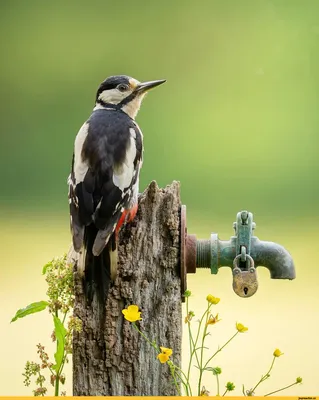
180, 207, 296, 301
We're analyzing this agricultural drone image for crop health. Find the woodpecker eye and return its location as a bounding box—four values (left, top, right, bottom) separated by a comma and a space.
118, 84, 129, 92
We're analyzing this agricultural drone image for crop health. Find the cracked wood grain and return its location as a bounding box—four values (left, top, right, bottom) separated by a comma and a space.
71, 181, 182, 396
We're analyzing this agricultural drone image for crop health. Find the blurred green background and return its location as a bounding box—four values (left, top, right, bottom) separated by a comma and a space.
1, 0, 318, 396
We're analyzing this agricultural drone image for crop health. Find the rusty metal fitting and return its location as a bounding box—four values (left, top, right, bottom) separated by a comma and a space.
180, 206, 295, 301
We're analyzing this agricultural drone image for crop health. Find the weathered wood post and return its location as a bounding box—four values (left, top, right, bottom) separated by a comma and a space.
72, 181, 182, 396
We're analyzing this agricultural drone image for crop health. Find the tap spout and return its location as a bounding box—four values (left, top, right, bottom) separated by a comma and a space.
250, 237, 296, 280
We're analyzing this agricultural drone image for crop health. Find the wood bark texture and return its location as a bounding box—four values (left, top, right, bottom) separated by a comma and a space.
71, 181, 182, 396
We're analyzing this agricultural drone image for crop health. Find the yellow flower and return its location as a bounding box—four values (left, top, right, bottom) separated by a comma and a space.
157, 347, 173, 364
273, 348, 284, 357
296, 377, 302, 383
236, 322, 248, 333
122, 305, 142, 322
206, 313, 221, 325
206, 294, 220, 304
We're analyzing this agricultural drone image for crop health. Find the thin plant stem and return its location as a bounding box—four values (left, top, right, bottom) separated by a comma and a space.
54, 375, 59, 397
185, 297, 198, 396
173, 369, 187, 396
132, 323, 159, 352
197, 302, 211, 395
54, 310, 59, 397
203, 331, 239, 369
251, 356, 276, 393
37, 371, 45, 397
186, 297, 193, 385
216, 374, 220, 396
132, 323, 183, 395
57, 287, 72, 394
169, 366, 182, 395
174, 364, 192, 394
242, 384, 246, 396
57, 352, 67, 380
222, 389, 228, 396
264, 382, 298, 397
189, 329, 201, 367
62, 311, 68, 325
193, 303, 212, 350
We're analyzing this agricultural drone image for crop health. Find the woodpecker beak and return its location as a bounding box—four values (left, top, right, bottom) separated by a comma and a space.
136, 79, 166, 93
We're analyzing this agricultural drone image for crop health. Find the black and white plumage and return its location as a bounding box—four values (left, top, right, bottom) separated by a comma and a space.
68, 75, 165, 304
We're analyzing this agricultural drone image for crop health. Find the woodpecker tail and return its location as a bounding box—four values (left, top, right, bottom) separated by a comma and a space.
80, 224, 117, 305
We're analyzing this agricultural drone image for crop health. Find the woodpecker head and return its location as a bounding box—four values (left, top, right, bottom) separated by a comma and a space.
95, 75, 166, 119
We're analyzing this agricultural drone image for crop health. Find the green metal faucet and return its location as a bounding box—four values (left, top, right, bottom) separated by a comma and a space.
180, 207, 296, 300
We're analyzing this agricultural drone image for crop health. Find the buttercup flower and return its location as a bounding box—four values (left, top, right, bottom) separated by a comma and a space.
206, 313, 221, 325
296, 377, 302, 383
122, 305, 142, 322
236, 322, 248, 333
273, 348, 284, 357
157, 347, 173, 364
206, 294, 220, 305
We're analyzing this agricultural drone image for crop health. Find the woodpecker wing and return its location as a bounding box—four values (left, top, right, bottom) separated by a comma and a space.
68, 109, 143, 254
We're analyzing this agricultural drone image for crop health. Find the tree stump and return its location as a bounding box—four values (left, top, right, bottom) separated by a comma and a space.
71, 181, 182, 396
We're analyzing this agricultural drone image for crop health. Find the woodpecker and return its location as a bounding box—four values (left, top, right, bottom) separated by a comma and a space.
68, 75, 166, 304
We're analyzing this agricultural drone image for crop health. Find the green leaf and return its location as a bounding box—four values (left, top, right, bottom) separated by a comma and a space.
52, 315, 67, 373
42, 261, 52, 275
11, 301, 49, 322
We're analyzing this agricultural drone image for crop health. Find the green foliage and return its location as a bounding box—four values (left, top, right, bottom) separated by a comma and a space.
11, 301, 49, 322
52, 316, 67, 373
184, 292, 303, 396
123, 291, 303, 396
11, 254, 82, 396
10, 257, 304, 396
44, 254, 74, 315
23, 359, 47, 397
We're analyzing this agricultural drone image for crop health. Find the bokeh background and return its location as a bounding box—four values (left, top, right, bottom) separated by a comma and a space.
1, 0, 318, 396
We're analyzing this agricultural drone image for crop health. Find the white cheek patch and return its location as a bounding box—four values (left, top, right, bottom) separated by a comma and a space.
98, 88, 133, 105
113, 136, 137, 191
122, 94, 145, 119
